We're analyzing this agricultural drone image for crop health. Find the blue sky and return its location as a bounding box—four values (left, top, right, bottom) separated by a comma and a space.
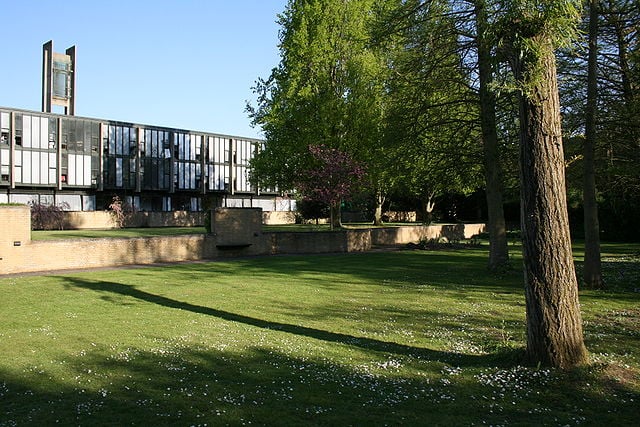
1, 1, 287, 139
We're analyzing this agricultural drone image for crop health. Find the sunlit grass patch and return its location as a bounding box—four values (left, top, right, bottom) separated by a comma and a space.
1, 246, 638, 425
31, 227, 206, 240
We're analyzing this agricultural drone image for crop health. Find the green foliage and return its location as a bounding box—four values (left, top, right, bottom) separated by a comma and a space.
295, 197, 330, 223
558, 0, 640, 241
1, 246, 639, 425
492, 0, 583, 96
383, 0, 483, 208
248, 0, 391, 199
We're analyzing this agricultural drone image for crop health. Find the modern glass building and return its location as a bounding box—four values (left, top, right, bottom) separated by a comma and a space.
0, 106, 287, 212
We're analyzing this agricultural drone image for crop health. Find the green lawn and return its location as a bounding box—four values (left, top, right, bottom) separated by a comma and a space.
1, 244, 638, 425
31, 227, 207, 240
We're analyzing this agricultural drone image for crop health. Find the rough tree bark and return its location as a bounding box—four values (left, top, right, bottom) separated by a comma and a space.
515, 42, 589, 368
474, 0, 510, 271
583, 0, 604, 288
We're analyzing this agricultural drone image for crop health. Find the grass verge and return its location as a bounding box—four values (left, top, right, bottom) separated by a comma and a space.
31, 227, 207, 240
1, 244, 638, 425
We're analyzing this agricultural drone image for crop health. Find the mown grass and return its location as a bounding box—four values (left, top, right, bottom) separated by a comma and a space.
31, 227, 207, 240
1, 243, 638, 425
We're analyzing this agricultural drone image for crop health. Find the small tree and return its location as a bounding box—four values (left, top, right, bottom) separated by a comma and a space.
295, 144, 365, 230
30, 201, 69, 230
108, 195, 134, 228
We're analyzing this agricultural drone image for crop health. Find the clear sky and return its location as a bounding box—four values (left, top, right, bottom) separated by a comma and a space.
1, 0, 287, 139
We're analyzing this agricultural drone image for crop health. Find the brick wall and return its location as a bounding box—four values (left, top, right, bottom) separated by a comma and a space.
0, 205, 32, 272
1, 206, 485, 275
62, 210, 294, 229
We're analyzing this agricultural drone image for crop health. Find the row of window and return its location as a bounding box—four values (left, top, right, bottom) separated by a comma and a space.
0, 108, 265, 195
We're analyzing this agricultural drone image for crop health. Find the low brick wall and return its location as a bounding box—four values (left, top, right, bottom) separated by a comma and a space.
263, 211, 296, 225
11, 235, 216, 274
371, 223, 485, 245
63, 211, 206, 229
62, 210, 294, 229
262, 229, 371, 255
1, 206, 485, 275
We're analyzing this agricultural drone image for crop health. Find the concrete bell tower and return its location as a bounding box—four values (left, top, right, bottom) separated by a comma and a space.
42, 40, 76, 115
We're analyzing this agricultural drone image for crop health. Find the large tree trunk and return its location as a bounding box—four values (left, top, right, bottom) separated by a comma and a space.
583, 0, 604, 288
516, 44, 589, 368
475, 0, 510, 271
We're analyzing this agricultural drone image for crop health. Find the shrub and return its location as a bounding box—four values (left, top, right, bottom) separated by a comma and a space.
295, 198, 329, 224
108, 196, 134, 228
30, 201, 69, 230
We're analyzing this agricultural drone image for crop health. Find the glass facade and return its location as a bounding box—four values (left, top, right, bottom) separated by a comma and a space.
103, 124, 137, 189
141, 128, 171, 190
13, 113, 58, 185
52, 60, 71, 100
0, 107, 271, 211
61, 117, 99, 187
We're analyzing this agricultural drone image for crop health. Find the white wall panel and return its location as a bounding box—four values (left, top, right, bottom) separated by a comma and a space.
23, 116, 32, 148
57, 194, 82, 211
84, 155, 91, 185
40, 118, 49, 149
22, 152, 32, 183
0, 148, 8, 166
31, 116, 41, 149
31, 152, 40, 184
75, 154, 83, 185
68, 154, 76, 185
40, 152, 48, 184
9, 194, 37, 205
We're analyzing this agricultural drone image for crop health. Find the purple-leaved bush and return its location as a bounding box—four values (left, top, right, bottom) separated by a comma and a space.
296, 144, 365, 210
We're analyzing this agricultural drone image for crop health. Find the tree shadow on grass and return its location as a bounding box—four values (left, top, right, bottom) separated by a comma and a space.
61, 276, 520, 368
2, 340, 637, 426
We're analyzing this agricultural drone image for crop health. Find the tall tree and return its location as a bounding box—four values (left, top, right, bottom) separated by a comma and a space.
498, 0, 589, 368
248, 0, 390, 227
473, 0, 510, 270
384, 0, 483, 222
596, 0, 640, 240
583, 0, 603, 288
